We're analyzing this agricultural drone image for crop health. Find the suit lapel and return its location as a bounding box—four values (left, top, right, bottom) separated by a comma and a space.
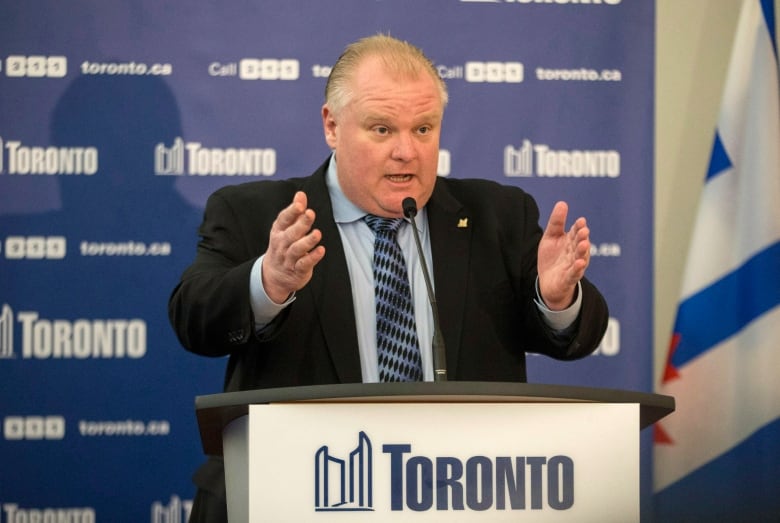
302, 164, 363, 383
427, 180, 471, 378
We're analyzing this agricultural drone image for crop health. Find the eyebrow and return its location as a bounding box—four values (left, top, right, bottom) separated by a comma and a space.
361, 110, 443, 127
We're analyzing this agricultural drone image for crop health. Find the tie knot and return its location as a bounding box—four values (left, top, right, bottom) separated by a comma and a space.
363, 215, 404, 235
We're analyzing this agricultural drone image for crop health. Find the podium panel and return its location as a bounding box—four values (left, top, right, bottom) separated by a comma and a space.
223, 402, 639, 522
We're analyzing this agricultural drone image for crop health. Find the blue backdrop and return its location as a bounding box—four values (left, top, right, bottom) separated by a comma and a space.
0, 1, 654, 521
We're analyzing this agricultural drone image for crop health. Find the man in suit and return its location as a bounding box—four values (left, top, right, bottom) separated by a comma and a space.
169, 33, 608, 522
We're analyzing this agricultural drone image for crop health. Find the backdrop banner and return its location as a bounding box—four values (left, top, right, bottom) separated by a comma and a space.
0, 1, 654, 521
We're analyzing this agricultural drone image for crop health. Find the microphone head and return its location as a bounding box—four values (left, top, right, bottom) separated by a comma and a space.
402, 197, 418, 218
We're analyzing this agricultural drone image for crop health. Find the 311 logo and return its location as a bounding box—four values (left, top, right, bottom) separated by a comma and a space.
5, 55, 67, 77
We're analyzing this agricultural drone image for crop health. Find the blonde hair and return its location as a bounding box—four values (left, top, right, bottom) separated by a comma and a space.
324, 34, 449, 114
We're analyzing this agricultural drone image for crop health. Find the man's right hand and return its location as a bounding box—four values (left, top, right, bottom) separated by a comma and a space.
261, 191, 326, 304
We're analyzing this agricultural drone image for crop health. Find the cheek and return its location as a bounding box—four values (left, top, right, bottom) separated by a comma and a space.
350, 143, 385, 175
337, 150, 376, 197
422, 141, 440, 162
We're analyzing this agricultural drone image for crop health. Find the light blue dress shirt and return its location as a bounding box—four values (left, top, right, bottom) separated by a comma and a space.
249, 155, 581, 382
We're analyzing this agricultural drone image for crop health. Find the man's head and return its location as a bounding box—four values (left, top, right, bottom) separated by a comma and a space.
322, 34, 448, 218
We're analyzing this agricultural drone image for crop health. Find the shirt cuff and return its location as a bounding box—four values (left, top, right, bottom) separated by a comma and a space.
250, 255, 296, 328
534, 278, 582, 331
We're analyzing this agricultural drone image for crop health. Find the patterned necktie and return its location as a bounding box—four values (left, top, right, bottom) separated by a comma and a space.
363, 215, 423, 382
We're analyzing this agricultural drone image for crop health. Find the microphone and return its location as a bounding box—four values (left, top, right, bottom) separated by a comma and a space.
402, 197, 448, 382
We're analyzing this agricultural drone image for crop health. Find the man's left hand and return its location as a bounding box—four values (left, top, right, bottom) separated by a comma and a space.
537, 201, 591, 311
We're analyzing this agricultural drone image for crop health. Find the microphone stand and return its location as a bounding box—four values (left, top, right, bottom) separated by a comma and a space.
403, 197, 448, 382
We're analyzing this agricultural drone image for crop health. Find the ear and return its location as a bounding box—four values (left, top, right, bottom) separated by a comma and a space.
322, 105, 337, 149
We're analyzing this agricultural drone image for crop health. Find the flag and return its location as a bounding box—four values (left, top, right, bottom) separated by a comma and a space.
654, 1, 780, 521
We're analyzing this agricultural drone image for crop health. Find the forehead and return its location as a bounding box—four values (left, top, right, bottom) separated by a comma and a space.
347, 56, 443, 114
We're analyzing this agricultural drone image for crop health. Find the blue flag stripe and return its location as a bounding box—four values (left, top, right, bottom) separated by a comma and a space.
655, 418, 780, 519
671, 240, 780, 368
760, 0, 777, 60
704, 132, 733, 181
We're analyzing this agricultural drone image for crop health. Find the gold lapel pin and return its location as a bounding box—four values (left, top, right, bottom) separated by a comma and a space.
457, 218, 468, 228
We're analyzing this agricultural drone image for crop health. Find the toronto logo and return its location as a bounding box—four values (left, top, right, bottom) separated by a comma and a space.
314, 431, 374, 512
0, 304, 13, 359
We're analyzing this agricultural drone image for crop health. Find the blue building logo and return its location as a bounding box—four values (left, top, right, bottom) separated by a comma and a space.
315, 431, 374, 512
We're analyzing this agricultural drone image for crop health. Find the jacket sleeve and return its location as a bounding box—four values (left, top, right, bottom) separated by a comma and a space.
168, 184, 293, 357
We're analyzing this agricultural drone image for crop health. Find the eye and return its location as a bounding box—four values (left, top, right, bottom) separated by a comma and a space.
417, 126, 432, 135
373, 126, 390, 136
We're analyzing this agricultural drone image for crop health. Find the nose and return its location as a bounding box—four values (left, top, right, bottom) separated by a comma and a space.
391, 132, 417, 162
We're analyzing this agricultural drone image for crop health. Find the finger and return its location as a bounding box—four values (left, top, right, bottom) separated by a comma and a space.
573, 220, 591, 257
294, 244, 326, 273
577, 237, 591, 258
545, 201, 569, 237
287, 227, 323, 261
271, 198, 318, 255
273, 191, 309, 231
573, 238, 591, 275
573, 218, 590, 240
570, 223, 589, 246
293, 190, 308, 207
277, 208, 317, 249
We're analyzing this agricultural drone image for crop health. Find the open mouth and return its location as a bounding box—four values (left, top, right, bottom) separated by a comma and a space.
385, 174, 413, 182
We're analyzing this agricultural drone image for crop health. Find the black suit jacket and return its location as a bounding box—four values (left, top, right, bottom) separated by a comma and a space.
168, 157, 609, 505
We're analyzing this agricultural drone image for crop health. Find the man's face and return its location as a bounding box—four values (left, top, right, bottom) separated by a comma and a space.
322, 56, 443, 218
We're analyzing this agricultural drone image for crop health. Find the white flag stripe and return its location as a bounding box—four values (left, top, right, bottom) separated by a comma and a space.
718, 2, 778, 158
679, 168, 780, 300
679, 168, 742, 299
654, 305, 780, 490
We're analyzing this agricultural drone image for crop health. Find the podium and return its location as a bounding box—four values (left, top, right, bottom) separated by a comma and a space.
196, 382, 674, 522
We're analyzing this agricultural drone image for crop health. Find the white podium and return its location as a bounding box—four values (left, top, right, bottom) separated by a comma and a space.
196, 382, 674, 522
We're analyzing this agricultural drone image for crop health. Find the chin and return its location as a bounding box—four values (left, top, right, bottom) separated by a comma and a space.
373, 198, 406, 218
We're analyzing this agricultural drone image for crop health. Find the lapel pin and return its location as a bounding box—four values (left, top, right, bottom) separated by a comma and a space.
457, 218, 468, 228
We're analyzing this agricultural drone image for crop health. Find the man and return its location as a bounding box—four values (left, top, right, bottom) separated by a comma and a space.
169, 34, 608, 522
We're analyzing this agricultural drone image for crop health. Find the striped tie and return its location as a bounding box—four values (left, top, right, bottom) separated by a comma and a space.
363, 215, 423, 382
